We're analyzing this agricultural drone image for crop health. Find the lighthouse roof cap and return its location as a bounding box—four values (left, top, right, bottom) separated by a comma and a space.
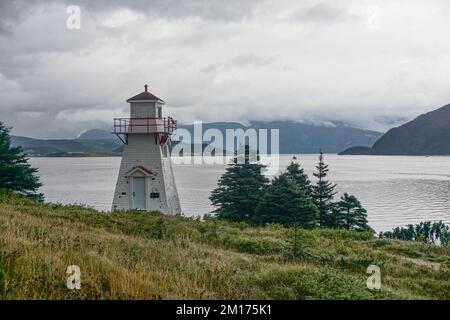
126, 85, 165, 103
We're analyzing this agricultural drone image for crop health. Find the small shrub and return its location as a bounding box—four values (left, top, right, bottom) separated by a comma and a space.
283, 229, 310, 259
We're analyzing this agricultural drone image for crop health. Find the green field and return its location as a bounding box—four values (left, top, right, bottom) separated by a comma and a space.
0, 194, 448, 300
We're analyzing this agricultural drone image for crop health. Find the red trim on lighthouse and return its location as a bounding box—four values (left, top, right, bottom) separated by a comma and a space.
136, 165, 154, 175
125, 165, 155, 177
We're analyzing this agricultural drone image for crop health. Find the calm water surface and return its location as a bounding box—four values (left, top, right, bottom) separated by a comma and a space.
30, 155, 450, 232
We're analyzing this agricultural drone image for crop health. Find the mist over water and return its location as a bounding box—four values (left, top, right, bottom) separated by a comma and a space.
30, 155, 450, 232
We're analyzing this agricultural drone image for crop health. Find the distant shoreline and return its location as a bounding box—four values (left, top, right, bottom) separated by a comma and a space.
28, 153, 450, 158
28, 153, 121, 158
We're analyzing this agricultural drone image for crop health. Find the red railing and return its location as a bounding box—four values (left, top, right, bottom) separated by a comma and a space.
113, 117, 177, 135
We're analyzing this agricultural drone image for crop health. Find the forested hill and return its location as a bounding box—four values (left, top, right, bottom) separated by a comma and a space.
340, 104, 450, 155
10, 135, 122, 157
178, 121, 381, 154
11, 120, 381, 156
78, 121, 382, 154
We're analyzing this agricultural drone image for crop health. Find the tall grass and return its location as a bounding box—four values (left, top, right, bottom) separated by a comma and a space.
0, 194, 448, 300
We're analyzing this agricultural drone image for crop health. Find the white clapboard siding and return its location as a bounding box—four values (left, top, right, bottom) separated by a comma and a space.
112, 90, 181, 214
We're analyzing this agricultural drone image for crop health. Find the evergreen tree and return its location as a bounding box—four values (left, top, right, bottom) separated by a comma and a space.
385, 224, 416, 241
210, 146, 268, 222
380, 221, 449, 245
253, 174, 319, 228
312, 151, 337, 227
284, 228, 309, 259
334, 193, 372, 231
0, 121, 43, 200
285, 160, 312, 197
430, 221, 450, 245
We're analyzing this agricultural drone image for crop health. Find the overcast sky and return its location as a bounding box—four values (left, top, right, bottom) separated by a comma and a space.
1, 0, 450, 138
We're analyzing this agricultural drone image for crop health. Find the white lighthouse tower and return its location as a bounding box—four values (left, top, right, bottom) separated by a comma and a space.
112, 85, 181, 214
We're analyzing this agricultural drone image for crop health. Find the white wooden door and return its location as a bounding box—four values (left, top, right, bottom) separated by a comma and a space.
132, 177, 146, 210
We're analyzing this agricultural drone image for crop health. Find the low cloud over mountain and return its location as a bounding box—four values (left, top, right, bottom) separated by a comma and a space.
1, 1, 450, 138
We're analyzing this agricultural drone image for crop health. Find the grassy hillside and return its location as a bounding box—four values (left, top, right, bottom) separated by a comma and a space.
0, 194, 448, 300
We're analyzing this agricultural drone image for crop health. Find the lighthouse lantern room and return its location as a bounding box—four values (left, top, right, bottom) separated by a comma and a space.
112, 85, 181, 214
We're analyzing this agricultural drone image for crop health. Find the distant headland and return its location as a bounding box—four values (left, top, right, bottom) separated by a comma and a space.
340, 104, 450, 156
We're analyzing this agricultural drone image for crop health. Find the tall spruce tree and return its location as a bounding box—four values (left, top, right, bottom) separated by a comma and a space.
312, 151, 337, 227
253, 174, 319, 228
210, 145, 268, 222
285, 160, 312, 198
0, 121, 43, 200
334, 193, 371, 231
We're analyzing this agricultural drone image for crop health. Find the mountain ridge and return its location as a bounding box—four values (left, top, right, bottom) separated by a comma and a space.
340, 104, 450, 155
177, 121, 381, 154
13, 120, 382, 156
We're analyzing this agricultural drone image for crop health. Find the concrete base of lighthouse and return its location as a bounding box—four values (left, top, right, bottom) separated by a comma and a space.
112, 133, 181, 214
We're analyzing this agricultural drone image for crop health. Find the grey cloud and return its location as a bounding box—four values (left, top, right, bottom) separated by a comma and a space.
201, 54, 276, 73
1, 0, 450, 138
225, 54, 276, 67
76, 0, 262, 22
0, 0, 262, 29
290, 2, 358, 24
3, 110, 111, 139
0, 0, 44, 34
374, 115, 409, 127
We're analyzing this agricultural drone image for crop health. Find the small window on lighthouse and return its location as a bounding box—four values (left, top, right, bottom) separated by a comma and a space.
157, 106, 162, 118
150, 192, 160, 199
